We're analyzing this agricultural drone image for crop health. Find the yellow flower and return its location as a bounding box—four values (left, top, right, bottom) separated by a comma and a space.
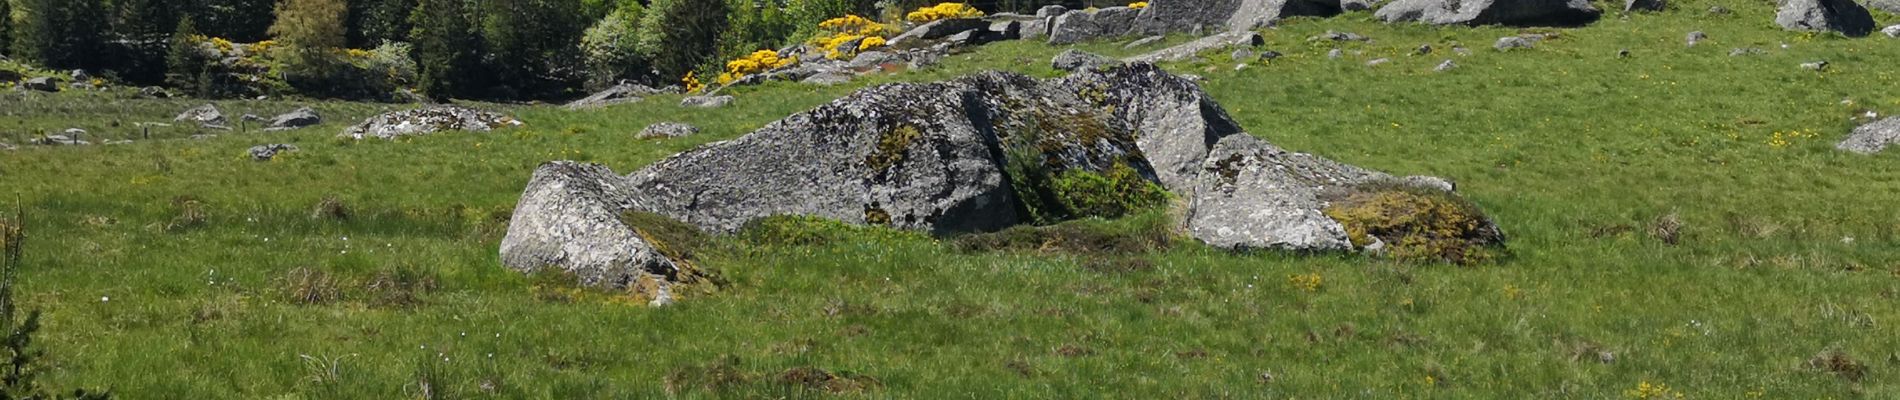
1128, 1, 1149, 8
682, 71, 704, 93
819, 14, 887, 36
859, 36, 888, 51
1286, 273, 1322, 293
906, 3, 984, 24
717, 50, 797, 85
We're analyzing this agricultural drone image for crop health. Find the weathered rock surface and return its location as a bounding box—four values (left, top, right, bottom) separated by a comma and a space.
1685, 31, 1707, 46
1837, 117, 1900, 154
565, 83, 667, 109
639, 122, 700, 139
891, 18, 991, 47
681, 95, 734, 108
175, 104, 229, 128
266, 107, 321, 131
1624, 0, 1665, 12
23, 77, 58, 92
1126, 31, 1265, 63
1495, 36, 1537, 50
0, 142, 15, 151
31, 130, 91, 146
504, 64, 1502, 287
338, 105, 521, 140
501, 162, 685, 287
248, 144, 299, 161
1376, 0, 1602, 26
1775, 0, 1874, 37
1886, 25, 1900, 38
1134, 0, 1343, 35
1049, 6, 1144, 44
1872, 0, 1900, 13
1052, 49, 1122, 72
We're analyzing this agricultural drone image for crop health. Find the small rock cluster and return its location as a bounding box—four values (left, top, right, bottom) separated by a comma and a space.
338, 105, 522, 140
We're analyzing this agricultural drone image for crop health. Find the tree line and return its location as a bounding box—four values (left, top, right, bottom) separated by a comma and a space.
1, 0, 1082, 101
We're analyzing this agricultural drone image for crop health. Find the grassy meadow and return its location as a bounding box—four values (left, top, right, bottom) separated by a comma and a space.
2, 0, 1898, 397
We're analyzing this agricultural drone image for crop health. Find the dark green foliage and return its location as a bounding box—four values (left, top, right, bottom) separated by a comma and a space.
107, 0, 179, 84
998, 117, 1171, 224
717, 0, 799, 63
0, 211, 112, 400
12, 0, 109, 70
638, 0, 729, 81
164, 17, 214, 97
409, 0, 483, 100
950, 211, 1175, 255
788, 0, 878, 29
346, 0, 418, 48
189, 0, 276, 42
578, 3, 647, 90
480, 0, 588, 99
0, 0, 11, 58
1046, 161, 1171, 221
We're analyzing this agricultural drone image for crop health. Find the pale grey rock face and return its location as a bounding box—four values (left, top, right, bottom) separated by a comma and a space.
339, 105, 521, 140
1774, 0, 1874, 37
1134, 0, 1342, 35
1838, 117, 1900, 154
267, 107, 321, 130
1078, 64, 1247, 190
1052, 49, 1121, 72
1434, 59, 1458, 71
680, 95, 734, 108
565, 83, 667, 109
248, 144, 299, 161
1871, 0, 1900, 13
500, 161, 683, 287
1884, 25, 1900, 37
22, 77, 58, 92
638, 122, 700, 139
1495, 36, 1537, 50
890, 18, 990, 47
1624, 0, 1665, 12
175, 104, 229, 128
1124, 31, 1264, 64
1125, 35, 1167, 49
1343, 0, 1383, 11
1049, 7, 1143, 44
1185, 134, 1377, 251
1376, 0, 1602, 26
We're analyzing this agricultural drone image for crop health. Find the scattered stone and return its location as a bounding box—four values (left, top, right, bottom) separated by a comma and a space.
1053, 49, 1122, 72
137, 86, 172, 99
1365, 58, 1391, 66
1231, 48, 1257, 62
23, 77, 58, 92
1453, 46, 1472, 55
1800, 60, 1829, 71
1343, 0, 1379, 11
1707, 5, 1730, 14
338, 105, 522, 140
1125, 31, 1264, 63
1133, 0, 1345, 34
1837, 117, 1900, 154
1125, 35, 1167, 49
1328, 48, 1344, 59
174, 104, 229, 128
1775, 0, 1875, 37
681, 95, 734, 108
0, 142, 14, 151
31, 129, 90, 146
565, 82, 667, 109
1617, 49, 1631, 58
1414, 44, 1433, 55
1883, 24, 1900, 37
1377, 0, 1601, 26
1434, 59, 1458, 71
248, 144, 299, 161
1624, 0, 1665, 12
241, 114, 264, 123
848, 51, 902, 70
1049, 6, 1143, 44
801, 72, 855, 86
190, 134, 219, 140
70, 70, 91, 81
1685, 31, 1706, 46
1728, 47, 1764, 56
638, 122, 701, 139
1310, 30, 1369, 42
266, 107, 322, 131
1260, 50, 1283, 60
1494, 36, 1536, 50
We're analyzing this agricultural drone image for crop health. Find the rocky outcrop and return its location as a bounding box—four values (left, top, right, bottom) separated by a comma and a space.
1125, 31, 1265, 64
175, 104, 229, 128
1775, 0, 1874, 37
681, 95, 733, 108
1049, 6, 1145, 44
891, 18, 992, 47
1838, 117, 1900, 154
501, 162, 688, 288
565, 83, 668, 109
1376, 0, 1602, 26
22, 77, 58, 92
267, 107, 321, 131
1133, 0, 1343, 35
1624, 0, 1665, 12
338, 105, 521, 140
248, 144, 299, 161
504, 64, 1503, 288
1052, 49, 1122, 72
639, 122, 700, 139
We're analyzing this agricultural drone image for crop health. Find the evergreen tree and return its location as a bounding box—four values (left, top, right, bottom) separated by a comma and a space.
480, 0, 586, 99
409, 0, 481, 100
269, 0, 350, 94
12, 0, 110, 70
347, 0, 418, 48
638, 0, 729, 81
193, 0, 277, 42
165, 16, 213, 97
0, 0, 11, 58
110, 0, 180, 84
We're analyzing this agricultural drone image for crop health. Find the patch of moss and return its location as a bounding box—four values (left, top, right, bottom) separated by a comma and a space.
866, 124, 922, 172
1001, 110, 1166, 225
1047, 161, 1171, 220
1321, 182, 1504, 265
736, 215, 927, 247
619, 211, 725, 291
863, 205, 892, 226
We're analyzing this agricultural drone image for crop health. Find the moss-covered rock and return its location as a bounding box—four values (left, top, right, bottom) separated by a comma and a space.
1323, 182, 1505, 265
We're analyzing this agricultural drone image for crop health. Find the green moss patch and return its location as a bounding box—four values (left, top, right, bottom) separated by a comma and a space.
1322, 182, 1504, 265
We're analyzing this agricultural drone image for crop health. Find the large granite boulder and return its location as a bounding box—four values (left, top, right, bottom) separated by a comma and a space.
266, 107, 322, 131
1838, 117, 1900, 154
1134, 0, 1343, 34
1049, 7, 1145, 44
1775, 0, 1874, 37
175, 104, 229, 128
338, 105, 521, 140
22, 77, 58, 92
1125, 31, 1266, 64
565, 82, 668, 109
890, 18, 991, 47
500, 162, 690, 288
1376, 0, 1602, 26
1186, 134, 1372, 250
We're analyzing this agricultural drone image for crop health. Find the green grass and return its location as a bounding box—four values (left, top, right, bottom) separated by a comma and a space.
3, 0, 1899, 397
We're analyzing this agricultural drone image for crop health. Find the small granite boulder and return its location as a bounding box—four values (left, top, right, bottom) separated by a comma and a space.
23, 77, 58, 92
1775, 0, 1874, 37
267, 107, 322, 131
175, 104, 229, 128
339, 105, 522, 140
1376, 0, 1602, 26
248, 144, 300, 161
639, 122, 701, 139
1052, 49, 1121, 72
681, 95, 734, 108
1837, 117, 1900, 154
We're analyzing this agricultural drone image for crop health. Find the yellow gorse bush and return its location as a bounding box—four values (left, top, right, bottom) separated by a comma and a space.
906, 3, 983, 24
819, 14, 887, 37
717, 50, 796, 85
209, 37, 236, 53
682, 71, 704, 93
813, 15, 892, 61
858, 36, 888, 52
1128, 1, 1149, 8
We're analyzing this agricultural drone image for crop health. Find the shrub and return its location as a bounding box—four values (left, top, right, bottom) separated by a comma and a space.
637, 0, 729, 82
1322, 182, 1505, 265
345, 0, 418, 48
716, 0, 799, 69
1128, 1, 1149, 9
904, 3, 982, 24
579, 5, 648, 90
408, 0, 483, 100
716, 50, 793, 85
1046, 161, 1172, 221
269, 0, 351, 93
790, 0, 879, 31
809, 15, 890, 60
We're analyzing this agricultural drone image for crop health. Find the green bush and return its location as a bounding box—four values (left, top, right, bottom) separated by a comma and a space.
1047, 161, 1172, 221
716, 0, 799, 67
1322, 182, 1505, 265
345, 0, 417, 48
408, 0, 483, 100
580, 5, 648, 89
637, 0, 729, 81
